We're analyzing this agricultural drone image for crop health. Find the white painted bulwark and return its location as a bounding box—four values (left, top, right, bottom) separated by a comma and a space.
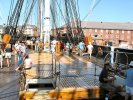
44, 0, 50, 51
26, 78, 53, 84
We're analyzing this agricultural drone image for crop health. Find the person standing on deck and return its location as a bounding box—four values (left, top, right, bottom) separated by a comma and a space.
24, 55, 32, 69
35, 39, 39, 52
21, 43, 26, 56
125, 61, 133, 100
14, 42, 22, 62
15, 54, 33, 91
87, 42, 93, 60
0, 45, 4, 68
99, 62, 117, 99
14, 41, 21, 52
79, 41, 85, 56
24, 54, 32, 90
51, 39, 57, 53
5, 43, 12, 67
17, 50, 23, 66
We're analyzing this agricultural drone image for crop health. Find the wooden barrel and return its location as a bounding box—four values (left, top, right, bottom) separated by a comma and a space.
2, 34, 11, 45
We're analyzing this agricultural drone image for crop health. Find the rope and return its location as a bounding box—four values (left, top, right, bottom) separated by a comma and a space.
7, 0, 14, 25
18, 0, 37, 41
82, 0, 102, 21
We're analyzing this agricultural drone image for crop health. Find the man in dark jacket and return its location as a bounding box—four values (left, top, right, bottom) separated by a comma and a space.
99, 62, 116, 99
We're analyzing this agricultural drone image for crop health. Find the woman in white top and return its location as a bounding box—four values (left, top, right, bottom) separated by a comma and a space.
87, 42, 93, 60
24, 55, 32, 91
24, 55, 32, 69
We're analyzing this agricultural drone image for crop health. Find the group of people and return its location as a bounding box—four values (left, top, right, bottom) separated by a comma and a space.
0, 41, 33, 70
14, 41, 32, 91
75, 41, 94, 59
14, 41, 33, 70
15, 39, 133, 99
49, 40, 94, 57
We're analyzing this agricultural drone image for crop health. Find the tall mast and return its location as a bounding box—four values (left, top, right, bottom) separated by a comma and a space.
38, 0, 44, 40
44, 0, 50, 51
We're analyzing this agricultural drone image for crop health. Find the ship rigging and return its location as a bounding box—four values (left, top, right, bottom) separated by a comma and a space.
2, 0, 85, 46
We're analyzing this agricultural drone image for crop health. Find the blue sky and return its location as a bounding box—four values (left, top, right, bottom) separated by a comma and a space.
79, 0, 133, 22
0, 0, 11, 24
0, 0, 133, 25
0, 0, 38, 25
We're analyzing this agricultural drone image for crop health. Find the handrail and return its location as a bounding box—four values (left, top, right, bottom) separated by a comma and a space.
52, 52, 61, 89
100, 51, 128, 78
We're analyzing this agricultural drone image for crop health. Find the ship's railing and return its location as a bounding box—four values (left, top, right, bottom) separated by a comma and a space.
93, 45, 133, 64
95, 50, 133, 78
94, 50, 129, 94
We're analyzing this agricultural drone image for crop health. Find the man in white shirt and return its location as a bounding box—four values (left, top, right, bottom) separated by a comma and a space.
15, 41, 21, 52
21, 43, 26, 56
87, 42, 93, 60
51, 39, 57, 53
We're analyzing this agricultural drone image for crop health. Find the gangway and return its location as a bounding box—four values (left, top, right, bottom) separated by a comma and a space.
25, 52, 60, 91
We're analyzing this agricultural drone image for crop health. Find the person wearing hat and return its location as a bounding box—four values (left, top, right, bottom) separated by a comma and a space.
125, 61, 133, 100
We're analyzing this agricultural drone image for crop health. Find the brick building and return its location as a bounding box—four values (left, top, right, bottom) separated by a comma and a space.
81, 22, 133, 47
56, 21, 133, 48
0, 24, 37, 41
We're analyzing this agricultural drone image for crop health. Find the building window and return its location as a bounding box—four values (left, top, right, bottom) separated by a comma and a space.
122, 30, 124, 33
95, 29, 97, 32
111, 30, 114, 33
128, 31, 131, 34
101, 30, 103, 33
93, 33, 98, 38
116, 30, 119, 33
